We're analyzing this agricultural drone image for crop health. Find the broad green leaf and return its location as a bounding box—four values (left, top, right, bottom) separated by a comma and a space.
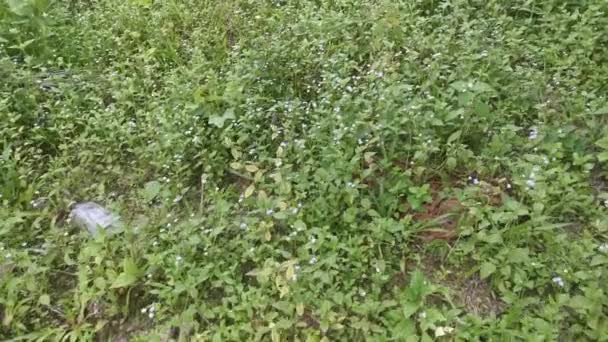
208, 108, 235, 128
143, 180, 161, 202
110, 272, 138, 289
480, 262, 496, 279
123, 258, 140, 277
111, 258, 140, 288
507, 248, 529, 263
447, 130, 461, 144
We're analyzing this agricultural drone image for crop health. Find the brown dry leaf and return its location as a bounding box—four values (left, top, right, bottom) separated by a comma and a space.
414, 198, 463, 242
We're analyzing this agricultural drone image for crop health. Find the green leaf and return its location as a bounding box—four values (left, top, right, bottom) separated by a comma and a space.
39, 294, 50, 306
596, 136, 608, 150
598, 151, 608, 163
402, 302, 419, 319
110, 272, 138, 289
208, 108, 235, 128
589, 106, 608, 115
507, 248, 529, 263
7, 0, 31, 15
474, 101, 490, 116
143, 180, 161, 202
480, 262, 496, 279
123, 258, 140, 277
110, 258, 141, 288
447, 130, 461, 144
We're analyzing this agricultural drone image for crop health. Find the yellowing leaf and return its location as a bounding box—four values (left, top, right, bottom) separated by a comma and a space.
285, 265, 295, 281
271, 329, 280, 342
39, 294, 50, 306
245, 164, 258, 173
244, 184, 255, 198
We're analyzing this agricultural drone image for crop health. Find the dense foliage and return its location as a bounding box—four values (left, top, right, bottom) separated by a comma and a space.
1, 0, 608, 340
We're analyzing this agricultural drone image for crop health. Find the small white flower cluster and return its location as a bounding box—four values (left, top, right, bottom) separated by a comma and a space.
468, 175, 480, 185
291, 264, 301, 281
286, 230, 298, 241
526, 166, 539, 190
141, 304, 156, 319
529, 127, 538, 140
309, 255, 317, 264
552, 276, 565, 287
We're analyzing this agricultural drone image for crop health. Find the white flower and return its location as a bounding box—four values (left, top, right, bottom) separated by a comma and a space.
240, 223, 248, 230
529, 127, 538, 140
309, 256, 317, 264
552, 276, 564, 287
526, 178, 536, 189
599, 243, 608, 253
266, 208, 274, 215
175, 255, 183, 264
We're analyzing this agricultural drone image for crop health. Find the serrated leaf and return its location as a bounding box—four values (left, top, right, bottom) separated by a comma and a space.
480, 262, 496, 279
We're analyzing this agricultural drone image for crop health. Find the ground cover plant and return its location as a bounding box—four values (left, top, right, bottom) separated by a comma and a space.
1, 0, 608, 340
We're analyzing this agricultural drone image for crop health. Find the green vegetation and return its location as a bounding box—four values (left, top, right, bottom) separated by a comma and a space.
2, 0, 608, 340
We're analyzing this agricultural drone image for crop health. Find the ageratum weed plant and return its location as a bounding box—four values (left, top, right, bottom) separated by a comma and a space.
1, 0, 608, 340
